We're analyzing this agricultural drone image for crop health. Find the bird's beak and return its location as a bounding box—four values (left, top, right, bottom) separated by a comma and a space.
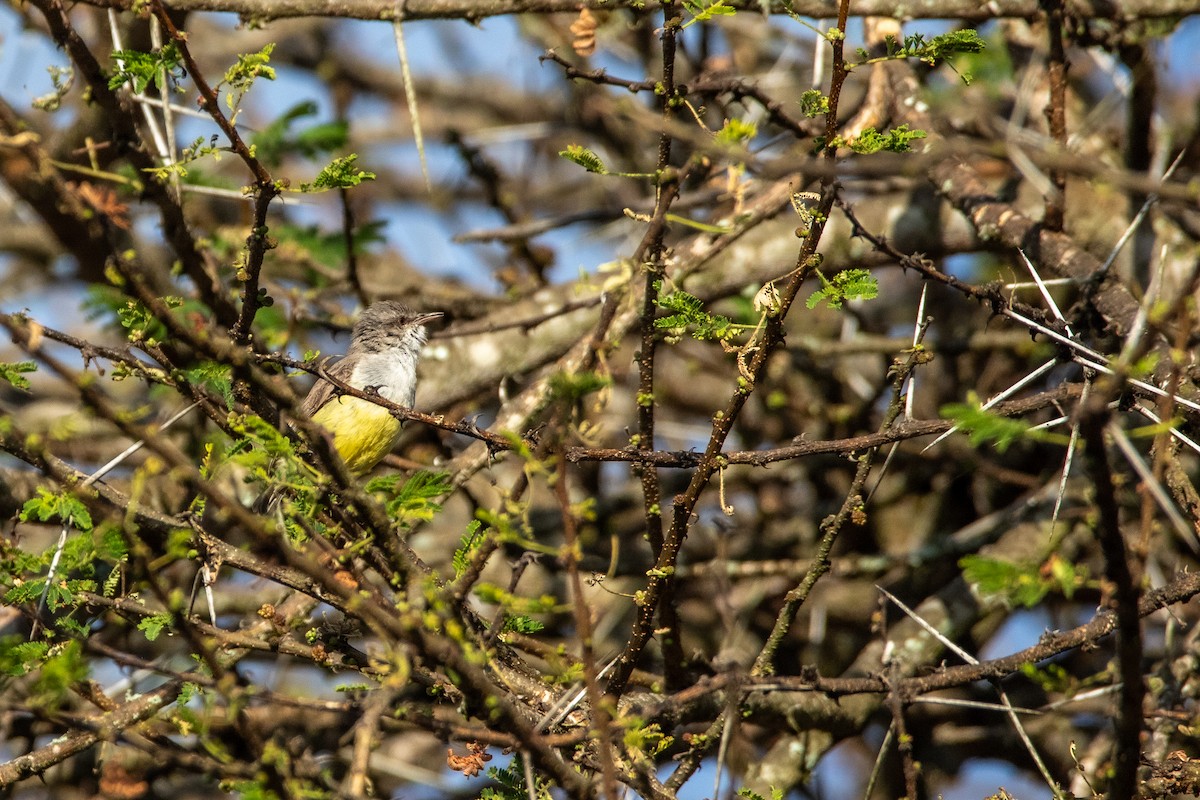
414, 311, 444, 327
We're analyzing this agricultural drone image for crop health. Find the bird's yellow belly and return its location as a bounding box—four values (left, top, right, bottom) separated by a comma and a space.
309, 396, 403, 475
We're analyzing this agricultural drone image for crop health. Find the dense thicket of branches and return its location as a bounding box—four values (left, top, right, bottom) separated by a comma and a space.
2, 1, 1200, 798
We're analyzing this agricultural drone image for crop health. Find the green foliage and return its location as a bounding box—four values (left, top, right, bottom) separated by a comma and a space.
221, 778, 281, 800
20, 488, 93, 531
682, 0, 736, 27
559, 144, 608, 174
95, 524, 127, 561
299, 154, 376, 192
501, 615, 544, 634
815, 125, 927, 155
854, 29, 986, 82
548, 371, 611, 405
273, 221, 387, 271
183, 362, 234, 409
365, 470, 452, 527
948, 29, 1012, 98
799, 89, 830, 118
473, 584, 561, 616
960, 553, 1087, 608
29, 640, 88, 711
220, 43, 276, 122
737, 788, 784, 800
252, 101, 350, 167
0, 360, 36, 391
138, 612, 174, 642
147, 135, 226, 182
1020, 659, 1107, 696
0, 637, 50, 676
655, 284, 738, 342
228, 414, 302, 467
847, 125, 927, 154
452, 520, 485, 579
806, 268, 879, 310
715, 118, 757, 146
114, 296, 183, 345
108, 42, 183, 93
558, 145, 654, 179
940, 398, 1036, 453
480, 760, 552, 800
225, 414, 321, 520
3, 579, 45, 607
622, 721, 674, 757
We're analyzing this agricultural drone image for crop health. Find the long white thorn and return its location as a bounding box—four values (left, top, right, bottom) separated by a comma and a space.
393, 2, 431, 192
1098, 147, 1187, 279
1133, 403, 1200, 458
1109, 424, 1199, 553
878, 586, 1062, 795
1018, 249, 1073, 336
1051, 382, 1089, 531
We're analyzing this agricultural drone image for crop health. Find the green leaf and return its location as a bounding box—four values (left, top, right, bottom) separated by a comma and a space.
682, 0, 736, 25
138, 612, 174, 642
473, 584, 559, 615
115, 296, 184, 345
220, 43, 276, 121
274, 220, 387, 270
365, 470, 452, 526
0, 360, 36, 391
452, 520, 485, 579
559, 144, 608, 174
501, 615, 545, 634
940, 399, 1032, 453
548, 371, 611, 404
482, 761, 552, 800
847, 124, 927, 154
252, 101, 349, 167
805, 268, 879, 310
109, 43, 183, 93
799, 89, 831, 118
299, 154, 376, 192
655, 286, 738, 341
96, 526, 129, 562
20, 488, 93, 532
30, 640, 88, 711
183, 362, 234, 409
4, 579, 46, 606
960, 555, 1049, 607
0, 638, 50, 676
716, 118, 757, 145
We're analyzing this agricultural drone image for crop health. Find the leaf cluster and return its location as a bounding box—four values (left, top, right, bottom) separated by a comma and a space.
655, 284, 738, 342
252, 101, 350, 167
858, 30, 986, 66
299, 154, 376, 192
480, 760, 552, 800
364, 470, 452, 527
960, 553, 1088, 608
806, 268, 879, 310
108, 42, 184, 94
815, 124, 927, 155
940, 398, 1058, 453
0, 360, 36, 391
218, 43, 276, 121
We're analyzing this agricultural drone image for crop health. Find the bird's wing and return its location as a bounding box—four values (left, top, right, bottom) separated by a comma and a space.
300, 355, 357, 418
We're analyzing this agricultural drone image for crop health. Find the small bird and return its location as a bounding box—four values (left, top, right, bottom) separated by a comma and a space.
302, 301, 441, 475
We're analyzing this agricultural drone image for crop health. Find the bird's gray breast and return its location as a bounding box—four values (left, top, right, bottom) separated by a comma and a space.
350, 350, 419, 408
